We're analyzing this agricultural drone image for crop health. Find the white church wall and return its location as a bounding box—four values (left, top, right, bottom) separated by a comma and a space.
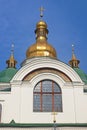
61, 86, 75, 123
0, 80, 87, 124
18, 81, 87, 124
1, 57, 87, 124
19, 81, 33, 123
74, 86, 87, 123
16, 74, 76, 124
0, 84, 21, 123
1, 127, 87, 130
10, 85, 21, 123
0, 92, 12, 123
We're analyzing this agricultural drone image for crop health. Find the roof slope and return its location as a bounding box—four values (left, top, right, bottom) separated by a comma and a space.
74, 67, 87, 84
0, 68, 18, 83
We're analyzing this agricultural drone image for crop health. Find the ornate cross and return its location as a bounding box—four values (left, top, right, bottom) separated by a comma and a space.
11, 43, 14, 55
52, 111, 58, 130
40, 6, 45, 19
72, 44, 74, 54
52, 111, 57, 123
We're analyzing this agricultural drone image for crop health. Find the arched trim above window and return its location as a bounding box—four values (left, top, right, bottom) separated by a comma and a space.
33, 79, 62, 112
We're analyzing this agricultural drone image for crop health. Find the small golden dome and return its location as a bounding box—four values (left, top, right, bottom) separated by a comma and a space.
6, 44, 17, 68
69, 45, 80, 68
36, 20, 47, 29
6, 55, 17, 68
26, 20, 57, 59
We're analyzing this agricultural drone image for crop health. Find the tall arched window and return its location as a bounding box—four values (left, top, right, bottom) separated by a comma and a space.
33, 80, 62, 112
0, 104, 2, 123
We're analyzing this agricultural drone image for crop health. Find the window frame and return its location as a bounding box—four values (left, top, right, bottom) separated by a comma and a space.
33, 79, 62, 112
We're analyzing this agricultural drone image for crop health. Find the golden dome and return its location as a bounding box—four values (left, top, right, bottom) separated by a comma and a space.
26, 41, 56, 58
69, 45, 80, 68
69, 53, 80, 68
6, 55, 17, 68
26, 20, 57, 59
6, 44, 17, 68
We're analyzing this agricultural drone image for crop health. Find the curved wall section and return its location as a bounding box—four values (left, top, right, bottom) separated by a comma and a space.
11, 57, 82, 83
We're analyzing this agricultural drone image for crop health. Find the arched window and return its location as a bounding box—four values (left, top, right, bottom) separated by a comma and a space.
0, 104, 2, 123
33, 80, 62, 112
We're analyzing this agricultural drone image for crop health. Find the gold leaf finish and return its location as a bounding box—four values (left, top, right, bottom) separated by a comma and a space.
26, 20, 57, 59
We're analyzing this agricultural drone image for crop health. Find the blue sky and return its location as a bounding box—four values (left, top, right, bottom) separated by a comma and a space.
0, 0, 87, 72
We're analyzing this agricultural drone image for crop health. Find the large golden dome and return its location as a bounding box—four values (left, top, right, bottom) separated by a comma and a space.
26, 20, 57, 58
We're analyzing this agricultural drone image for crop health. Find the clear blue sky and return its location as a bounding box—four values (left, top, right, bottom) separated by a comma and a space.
0, 0, 87, 72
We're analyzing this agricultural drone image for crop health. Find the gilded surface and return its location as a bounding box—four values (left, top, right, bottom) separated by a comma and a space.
26, 41, 56, 58
26, 20, 57, 59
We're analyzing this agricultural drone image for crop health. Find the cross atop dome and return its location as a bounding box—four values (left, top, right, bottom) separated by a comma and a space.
39, 6, 45, 20
72, 44, 74, 55
11, 43, 14, 56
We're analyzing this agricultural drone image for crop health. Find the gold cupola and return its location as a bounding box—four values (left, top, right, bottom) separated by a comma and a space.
26, 7, 57, 59
69, 45, 80, 68
6, 44, 17, 68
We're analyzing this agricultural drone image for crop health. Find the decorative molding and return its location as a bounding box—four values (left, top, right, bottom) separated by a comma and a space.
11, 57, 82, 83
23, 68, 72, 82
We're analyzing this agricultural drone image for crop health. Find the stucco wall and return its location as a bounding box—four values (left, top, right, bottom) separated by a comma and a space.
0, 58, 87, 124
0, 127, 87, 130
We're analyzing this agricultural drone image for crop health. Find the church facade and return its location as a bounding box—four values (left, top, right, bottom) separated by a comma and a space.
0, 12, 87, 130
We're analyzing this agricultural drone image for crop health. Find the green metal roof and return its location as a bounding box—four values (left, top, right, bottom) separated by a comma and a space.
0, 68, 18, 83
0, 87, 11, 92
0, 122, 87, 127
73, 67, 87, 84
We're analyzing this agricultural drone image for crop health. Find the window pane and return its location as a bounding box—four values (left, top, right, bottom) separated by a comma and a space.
42, 80, 52, 92
42, 94, 52, 112
33, 94, 41, 112
34, 82, 41, 92
54, 82, 61, 92
54, 94, 62, 112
